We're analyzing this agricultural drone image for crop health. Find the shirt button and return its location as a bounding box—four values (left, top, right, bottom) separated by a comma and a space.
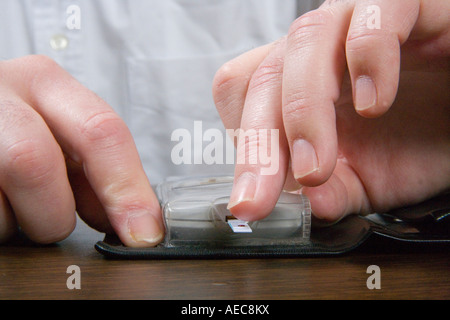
50, 34, 69, 51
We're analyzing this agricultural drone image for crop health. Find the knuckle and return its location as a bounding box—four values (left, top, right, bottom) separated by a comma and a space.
27, 54, 59, 69
212, 60, 249, 104
288, 9, 331, 41
346, 31, 377, 52
3, 139, 55, 188
25, 55, 65, 93
236, 129, 261, 165
213, 61, 241, 92
0, 55, 60, 84
212, 60, 249, 124
79, 110, 130, 148
282, 94, 314, 124
24, 55, 61, 79
249, 60, 283, 92
346, 29, 395, 54
0, 55, 65, 99
0, 101, 57, 188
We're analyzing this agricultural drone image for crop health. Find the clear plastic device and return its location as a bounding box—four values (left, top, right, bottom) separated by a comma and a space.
156, 176, 311, 248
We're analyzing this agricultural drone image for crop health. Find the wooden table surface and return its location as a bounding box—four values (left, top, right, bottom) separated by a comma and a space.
1, 217, 449, 300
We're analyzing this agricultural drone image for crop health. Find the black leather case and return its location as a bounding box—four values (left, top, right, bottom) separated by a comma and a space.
95, 192, 449, 259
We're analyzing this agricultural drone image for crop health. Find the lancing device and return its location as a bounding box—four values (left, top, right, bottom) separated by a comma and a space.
156, 175, 311, 248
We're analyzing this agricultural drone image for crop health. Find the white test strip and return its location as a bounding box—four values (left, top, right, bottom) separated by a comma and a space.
227, 219, 252, 233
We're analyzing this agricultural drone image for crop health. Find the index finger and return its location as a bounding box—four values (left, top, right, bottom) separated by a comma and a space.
10, 55, 163, 247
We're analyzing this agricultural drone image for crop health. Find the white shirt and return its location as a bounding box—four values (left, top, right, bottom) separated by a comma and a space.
0, 0, 322, 183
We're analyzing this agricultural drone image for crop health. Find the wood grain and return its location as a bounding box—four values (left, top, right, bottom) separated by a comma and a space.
1, 217, 448, 300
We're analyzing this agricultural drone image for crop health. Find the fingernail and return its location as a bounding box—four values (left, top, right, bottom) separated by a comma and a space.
128, 212, 164, 246
355, 76, 377, 111
292, 139, 319, 180
227, 172, 257, 210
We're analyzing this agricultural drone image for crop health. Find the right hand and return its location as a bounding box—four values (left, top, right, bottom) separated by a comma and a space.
0, 55, 164, 247
213, 0, 450, 224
